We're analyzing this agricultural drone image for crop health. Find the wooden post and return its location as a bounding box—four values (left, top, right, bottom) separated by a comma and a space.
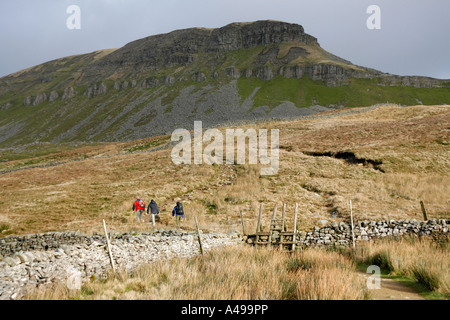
194, 216, 204, 256
420, 201, 428, 221
349, 200, 355, 250
281, 203, 286, 232
256, 203, 263, 233
292, 203, 298, 251
272, 204, 278, 220
103, 219, 116, 274
110, 211, 115, 241
240, 210, 246, 236
269, 204, 278, 246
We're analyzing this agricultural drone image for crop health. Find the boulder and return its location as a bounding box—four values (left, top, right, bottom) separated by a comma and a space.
3, 256, 20, 267
194, 72, 206, 82
16, 252, 34, 263
1, 102, 13, 110
226, 67, 240, 79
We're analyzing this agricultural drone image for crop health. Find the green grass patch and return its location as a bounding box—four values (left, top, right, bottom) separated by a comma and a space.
0, 224, 10, 233
435, 139, 449, 146
237, 76, 450, 110
124, 137, 170, 153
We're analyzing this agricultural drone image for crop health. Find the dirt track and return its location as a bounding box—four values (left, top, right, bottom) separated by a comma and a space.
358, 270, 426, 300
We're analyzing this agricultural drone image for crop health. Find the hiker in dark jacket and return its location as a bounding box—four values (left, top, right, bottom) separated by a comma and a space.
172, 201, 184, 230
147, 199, 159, 226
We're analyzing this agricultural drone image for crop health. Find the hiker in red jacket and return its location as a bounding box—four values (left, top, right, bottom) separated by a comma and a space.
132, 197, 145, 223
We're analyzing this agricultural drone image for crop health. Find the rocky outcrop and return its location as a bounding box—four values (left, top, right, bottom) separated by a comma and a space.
302, 63, 378, 86
210, 21, 317, 51
193, 72, 207, 82
163, 75, 175, 85
32, 93, 47, 106
85, 83, 107, 98
48, 91, 59, 102
279, 66, 303, 79
24, 96, 34, 107
61, 87, 76, 101
113, 80, 133, 90
378, 75, 447, 88
141, 78, 159, 88
255, 65, 274, 81
1, 102, 12, 110
226, 67, 240, 79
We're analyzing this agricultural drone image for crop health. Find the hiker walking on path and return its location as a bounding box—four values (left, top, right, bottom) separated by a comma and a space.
172, 201, 184, 230
147, 199, 160, 226
133, 197, 145, 223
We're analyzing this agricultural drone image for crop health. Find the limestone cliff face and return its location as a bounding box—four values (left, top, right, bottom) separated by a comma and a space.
208, 20, 317, 50
85, 20, 318, 78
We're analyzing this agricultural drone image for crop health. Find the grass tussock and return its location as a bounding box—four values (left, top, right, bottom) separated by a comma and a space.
23, 246, 368, 300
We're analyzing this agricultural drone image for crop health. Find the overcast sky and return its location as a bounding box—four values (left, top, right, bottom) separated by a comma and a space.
0, 0, 449, 79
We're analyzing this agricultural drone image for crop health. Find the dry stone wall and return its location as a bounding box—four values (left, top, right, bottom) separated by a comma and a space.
246, 219, 448, 247
0, 219, 448, 300
299, 219, 448, 247
0, 231, 93, 257
0, 229, 241, 300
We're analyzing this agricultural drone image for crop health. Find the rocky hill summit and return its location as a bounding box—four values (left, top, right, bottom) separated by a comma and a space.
0, 20, 449, 147
86, 21, 318, 76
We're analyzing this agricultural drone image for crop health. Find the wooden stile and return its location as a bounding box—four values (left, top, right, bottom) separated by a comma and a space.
254, 203, 299, 252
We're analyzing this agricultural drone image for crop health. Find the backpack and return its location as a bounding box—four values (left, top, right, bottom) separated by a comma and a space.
176, 202, 184, 215
139, 200, 145, 208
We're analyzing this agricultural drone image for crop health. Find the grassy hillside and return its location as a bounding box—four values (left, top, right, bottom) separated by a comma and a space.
1, 70, 449, 148
0, 104, 448, 237
238, 76, 450, 110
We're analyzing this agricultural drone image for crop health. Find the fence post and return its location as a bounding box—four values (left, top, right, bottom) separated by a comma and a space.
256, 203, 263, 233
194, 216, 204, 256
110, 211, 115, 241
272, 204, 277, 220
103, 219, 116, 274
292, 203, 298, 251
420, 201, 428, 221
240, 210, 246, 236
349, 200, 355, 250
